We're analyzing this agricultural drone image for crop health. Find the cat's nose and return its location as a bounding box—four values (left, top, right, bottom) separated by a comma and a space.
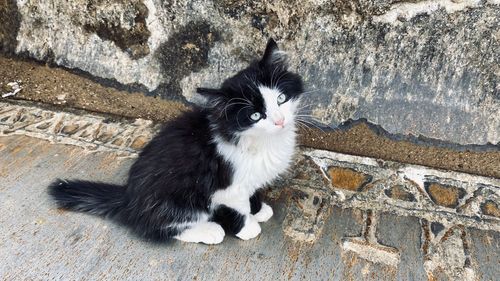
274, 118, 285, 127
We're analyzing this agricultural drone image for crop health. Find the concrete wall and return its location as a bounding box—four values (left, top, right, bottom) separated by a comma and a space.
1, 0, 499, 145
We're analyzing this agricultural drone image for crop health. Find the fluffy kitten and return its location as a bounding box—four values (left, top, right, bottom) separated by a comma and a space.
49, 39, 304, 244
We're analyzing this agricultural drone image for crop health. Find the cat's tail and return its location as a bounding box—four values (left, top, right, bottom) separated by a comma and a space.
48, 179, 126, 217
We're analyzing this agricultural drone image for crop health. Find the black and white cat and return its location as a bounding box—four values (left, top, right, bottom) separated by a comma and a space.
49, 39, 304, 244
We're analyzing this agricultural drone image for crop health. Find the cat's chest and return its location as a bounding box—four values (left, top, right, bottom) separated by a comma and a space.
219, 132, 296, 190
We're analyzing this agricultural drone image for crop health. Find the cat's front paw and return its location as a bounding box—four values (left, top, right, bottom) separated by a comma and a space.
236, 216, 261, 240
253, 203, 273, 222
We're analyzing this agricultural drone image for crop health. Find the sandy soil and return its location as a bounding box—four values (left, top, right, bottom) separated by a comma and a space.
1, 55, 498, 178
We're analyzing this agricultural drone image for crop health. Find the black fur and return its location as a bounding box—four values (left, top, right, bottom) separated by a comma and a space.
198, 39, 303, 143
211, 205, 246, 235
250, 191, 263, 215
48, 39, 304, 243
48, 180, 125, 217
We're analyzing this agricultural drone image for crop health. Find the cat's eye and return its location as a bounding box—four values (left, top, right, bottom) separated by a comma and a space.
250, 112, 262, 121
277, 94, 287, 105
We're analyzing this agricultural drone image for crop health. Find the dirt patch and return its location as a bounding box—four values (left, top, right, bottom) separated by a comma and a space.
0, 56, 186, 121
0, 55, 499, 179
299, 125, 500, 179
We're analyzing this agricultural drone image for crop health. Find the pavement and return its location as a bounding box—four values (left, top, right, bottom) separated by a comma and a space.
0, 101, 499, 281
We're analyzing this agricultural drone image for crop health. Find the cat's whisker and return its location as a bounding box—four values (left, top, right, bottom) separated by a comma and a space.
223, 102, 252, 120
294, 121, 310, 132
296, 115, 324, 124
295, 118, 326, 132
296, 103, 315, 112
299, 89, 321, 95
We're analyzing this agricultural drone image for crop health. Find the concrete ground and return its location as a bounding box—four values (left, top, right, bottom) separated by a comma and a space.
1, 101, 499, 280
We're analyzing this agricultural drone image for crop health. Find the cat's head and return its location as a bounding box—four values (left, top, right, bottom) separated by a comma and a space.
198, 39, 304, 142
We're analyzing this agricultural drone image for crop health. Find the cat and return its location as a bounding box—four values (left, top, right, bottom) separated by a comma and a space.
49, 38, 304, 244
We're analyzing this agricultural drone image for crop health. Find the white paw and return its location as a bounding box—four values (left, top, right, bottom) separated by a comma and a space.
253, 203, 273, 222
236, 216, 261, 240
175, 222, 225, 245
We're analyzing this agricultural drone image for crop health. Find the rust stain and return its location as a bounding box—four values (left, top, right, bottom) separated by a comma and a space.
286, 242, 303, 280
363, 210, 373, 240
9, 144, 23, 154
327, 167, 372, 192
439, 226, 461, 243
341, 251, 358, 281
481, 200, 500, 218
425, 182, 465, 208
98, 154, 121, 173
421, 219, 431, 259
427, 271, 437, 281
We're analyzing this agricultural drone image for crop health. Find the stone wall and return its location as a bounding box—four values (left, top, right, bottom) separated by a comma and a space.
1, 0, 499, 145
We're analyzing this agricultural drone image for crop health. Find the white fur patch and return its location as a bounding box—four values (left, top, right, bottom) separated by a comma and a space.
211, 86, 299, 214
236, 215, 261, 240
175, 222, 225, 244
254, 203, 273, 222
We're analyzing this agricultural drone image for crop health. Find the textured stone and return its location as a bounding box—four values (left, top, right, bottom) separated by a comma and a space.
481, 200, 500, 218
1, 0, 497, 145
96, 131, 114, 143
130, 135, 148, 150
111, 138, 124, 146
61, 124, 80, 135
0, 0, 21, 54
0, 101, 156, 155
327, 166, 372, 192
83, 0, 151, 59
430, 222, 445, 236
384, 185, 416, 202
155, 21, 220, 98
307, 149, 500, 233
424, 182, 466, 208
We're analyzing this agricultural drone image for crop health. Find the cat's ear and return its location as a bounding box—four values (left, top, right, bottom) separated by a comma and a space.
259, 38, 288, 69
197, 87, 223, 98
197, 88, 225, 107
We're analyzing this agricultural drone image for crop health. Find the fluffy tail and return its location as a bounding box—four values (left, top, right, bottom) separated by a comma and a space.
48, 179, 126, 217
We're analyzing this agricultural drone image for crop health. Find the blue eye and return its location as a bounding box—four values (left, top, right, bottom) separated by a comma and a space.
250, 112, 262, 121
277, 94, 287, 105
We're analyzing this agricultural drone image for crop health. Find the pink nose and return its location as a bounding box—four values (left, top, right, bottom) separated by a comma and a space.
274, 118, 285, 127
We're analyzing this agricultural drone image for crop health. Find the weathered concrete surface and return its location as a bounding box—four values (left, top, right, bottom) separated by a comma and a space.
1, 103, 499, 280
1, 0, 498, 145
0, 0, 21, 54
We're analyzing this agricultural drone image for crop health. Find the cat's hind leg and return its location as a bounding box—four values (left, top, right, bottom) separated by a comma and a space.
212, 205, 261, 240
174, 221, 225, 244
